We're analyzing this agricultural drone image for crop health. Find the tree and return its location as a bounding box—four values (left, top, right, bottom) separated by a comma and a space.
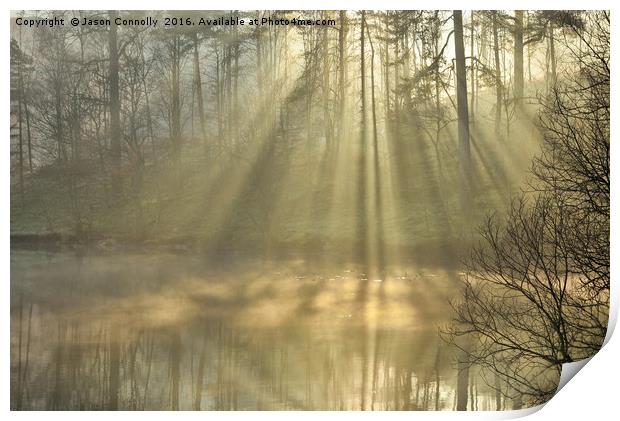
492, 12, 503, 137
10, 38, 29, 204
533, 11, 609, 298
513, 11, 524, 115
322, 11, 333, 150
445, 11, 609, 407
109, 11, 121, 176
338, 10, 348, 140
453, 11, 471, 211
192, 29, 207, 147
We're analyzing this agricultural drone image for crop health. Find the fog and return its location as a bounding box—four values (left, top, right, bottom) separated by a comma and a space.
10, 10, 609, 410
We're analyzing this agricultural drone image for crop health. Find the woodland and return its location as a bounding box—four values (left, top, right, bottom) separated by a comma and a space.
10, 10, 609, 411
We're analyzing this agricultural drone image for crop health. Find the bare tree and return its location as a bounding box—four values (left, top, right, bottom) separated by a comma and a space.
445, 11, 609, 407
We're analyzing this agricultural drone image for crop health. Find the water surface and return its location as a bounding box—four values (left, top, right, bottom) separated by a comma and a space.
11, 249, 499, 410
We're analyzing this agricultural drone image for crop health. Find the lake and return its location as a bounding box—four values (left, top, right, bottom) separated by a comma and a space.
10, 248, 502, 410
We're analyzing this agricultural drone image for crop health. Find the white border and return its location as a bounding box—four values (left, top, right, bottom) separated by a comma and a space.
0, 1, 617, 10
3, 1, 618, 419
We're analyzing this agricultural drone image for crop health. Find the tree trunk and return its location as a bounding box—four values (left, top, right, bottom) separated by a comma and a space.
453, 10, 471, 209
434, 18, 441, 142
24, 98, 33, 173
233, 17, 240, 146
513, 10, 524, 115
366, 18, 378, 146
548, 21, 557, 86
108, 11, 121, 173
225, 41, 232, 148
469, 11, 476, 125
322, 11, 331, 150
384, 12, 390, 121
17, 63, 24, 203
492, 12, 502, 138
338, 11, 347, 138
360, 11, 366, 129
456, 350, 469, 411
216, 48, 223, 149
358, 10, 368, 263
192, 31, 207, 148
394, 37, 400, 124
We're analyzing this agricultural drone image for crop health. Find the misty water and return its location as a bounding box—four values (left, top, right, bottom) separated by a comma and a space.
10, 248, 504, 410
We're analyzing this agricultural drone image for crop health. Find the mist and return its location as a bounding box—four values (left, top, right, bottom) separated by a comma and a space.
10, 10, 609, 411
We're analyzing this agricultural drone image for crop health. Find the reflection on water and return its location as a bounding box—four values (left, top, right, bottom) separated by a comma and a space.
11, 250, 503, 410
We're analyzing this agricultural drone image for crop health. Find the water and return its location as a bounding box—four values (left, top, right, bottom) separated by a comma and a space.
10, 249, 499, 410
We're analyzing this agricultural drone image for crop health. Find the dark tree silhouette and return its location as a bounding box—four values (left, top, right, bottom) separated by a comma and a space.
445, 11, 609, 407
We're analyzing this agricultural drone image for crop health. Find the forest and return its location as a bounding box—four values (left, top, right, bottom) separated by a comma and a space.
10, 10, 609, 411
